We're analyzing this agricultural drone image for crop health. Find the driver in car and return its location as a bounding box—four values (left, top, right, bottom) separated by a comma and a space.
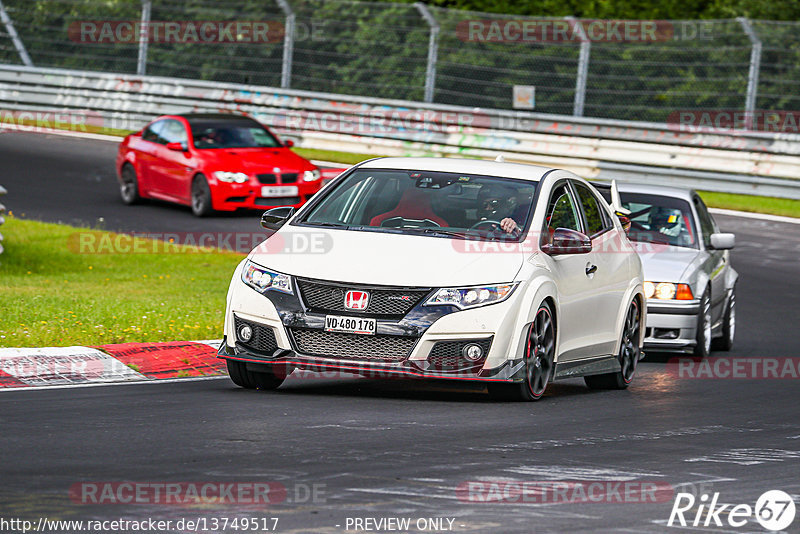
649, 206, 683, 238
477, 184, 526, 235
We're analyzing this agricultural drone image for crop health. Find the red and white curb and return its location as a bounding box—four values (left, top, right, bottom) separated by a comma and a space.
0, 340, 224, 389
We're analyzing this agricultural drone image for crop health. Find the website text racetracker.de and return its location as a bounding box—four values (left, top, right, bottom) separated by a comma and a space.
0, 517, 279, 533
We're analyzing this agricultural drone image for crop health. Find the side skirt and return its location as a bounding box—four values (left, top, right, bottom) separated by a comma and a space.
553, 355, 621, 380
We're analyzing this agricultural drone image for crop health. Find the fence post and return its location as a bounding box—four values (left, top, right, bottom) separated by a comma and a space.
415, 2, 439, 103
0, 0, 33, 67
737, 17, 762, 128
137, 0, 151, 75
566, 17, 590, 117
276, 0, 295, 89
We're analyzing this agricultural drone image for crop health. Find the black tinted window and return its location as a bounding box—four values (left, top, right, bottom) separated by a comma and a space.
160, 119, 187, 144
142, 120, 165, 143
546, 184, 581, 232
575, 183, 609, 236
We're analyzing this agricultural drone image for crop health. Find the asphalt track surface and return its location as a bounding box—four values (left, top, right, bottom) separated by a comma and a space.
1, 131, 800, 533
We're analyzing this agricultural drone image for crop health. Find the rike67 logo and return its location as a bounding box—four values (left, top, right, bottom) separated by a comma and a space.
668, 490, 796, 531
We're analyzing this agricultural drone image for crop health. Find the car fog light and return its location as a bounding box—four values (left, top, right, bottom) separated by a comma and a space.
462, 343, 484, 361
238, 324, 253, 343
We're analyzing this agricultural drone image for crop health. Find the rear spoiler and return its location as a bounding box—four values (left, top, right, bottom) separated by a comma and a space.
590, 180, 630, 216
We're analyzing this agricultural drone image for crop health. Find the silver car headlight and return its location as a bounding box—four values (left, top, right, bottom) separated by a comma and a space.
644, 281, 694, 300
424, 283, 517, 310
242, 260, 293, 294
214, 171, 249, 183
302, 169, 321, 182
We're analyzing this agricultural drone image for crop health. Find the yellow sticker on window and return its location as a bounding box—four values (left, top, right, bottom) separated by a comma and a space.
668, 214, 678, 223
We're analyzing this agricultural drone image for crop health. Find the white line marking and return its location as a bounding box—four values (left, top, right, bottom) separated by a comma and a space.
0, 375, 229, 393
0, 123, 122, 142
709, 207, 800, 224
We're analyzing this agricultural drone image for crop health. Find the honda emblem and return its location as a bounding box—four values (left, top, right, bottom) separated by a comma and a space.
344, 290, 369, 310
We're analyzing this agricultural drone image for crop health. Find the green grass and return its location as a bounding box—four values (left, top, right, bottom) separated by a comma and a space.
0, 216, 244, 347
698, 190, 800, 218
292, 147, 386, 166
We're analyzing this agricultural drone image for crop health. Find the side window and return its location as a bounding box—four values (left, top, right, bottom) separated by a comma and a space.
693, 195, 717, 247
545, 184, 581, 233
142, 120, 165, 143
574, 183, 610, 237
160, 119, 188, 145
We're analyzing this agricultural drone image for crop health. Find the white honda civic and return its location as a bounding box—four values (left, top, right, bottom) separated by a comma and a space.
219, 158, 646, 400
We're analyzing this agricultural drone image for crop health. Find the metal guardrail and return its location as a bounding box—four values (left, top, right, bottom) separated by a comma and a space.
0, 64, 799, 199
0, 184, 6, 255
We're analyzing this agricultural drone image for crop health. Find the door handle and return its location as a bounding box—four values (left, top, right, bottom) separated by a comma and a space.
585, 264, 598, 276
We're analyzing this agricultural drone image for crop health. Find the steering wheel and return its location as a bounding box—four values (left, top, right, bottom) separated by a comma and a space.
470, 220, 503, 231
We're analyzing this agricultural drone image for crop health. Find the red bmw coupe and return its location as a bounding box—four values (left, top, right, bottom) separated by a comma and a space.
116, 113, 323, 216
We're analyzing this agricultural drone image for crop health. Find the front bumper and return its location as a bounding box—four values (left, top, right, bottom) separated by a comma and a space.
220, 269, 528, 383
218, 335, 523, 382
643, 299, 700, 352
210, 180, 322, 211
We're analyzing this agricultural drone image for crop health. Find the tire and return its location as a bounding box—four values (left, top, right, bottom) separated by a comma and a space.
191, 174, 213, 217
713, 287, 735, 351
488, 302, 555, 401
119, 164, 141, 205
585, 298, 641, 390
693, 289, 712, 358
226, 360, 286, 390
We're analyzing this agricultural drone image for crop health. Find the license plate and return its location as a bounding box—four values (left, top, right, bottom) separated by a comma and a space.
261, 185, 299, 197
324, 315, 376, 335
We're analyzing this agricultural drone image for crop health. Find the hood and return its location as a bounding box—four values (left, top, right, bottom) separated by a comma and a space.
249, 226, 525, 287
198, 147, 314, 173
633, 242, 702, 283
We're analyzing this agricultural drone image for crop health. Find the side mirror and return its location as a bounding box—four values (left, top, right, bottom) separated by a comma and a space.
541, 228, 592, 255
709, 233, 735, 250
616, 213, 631, 235
166, 142, 187, 152
261, 206, 296, 231
283, 139, 295, 148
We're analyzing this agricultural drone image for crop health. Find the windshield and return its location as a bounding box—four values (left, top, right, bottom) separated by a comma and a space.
189, 121, 281, 149
300, 169, 537, 240
620, 192, 698, 249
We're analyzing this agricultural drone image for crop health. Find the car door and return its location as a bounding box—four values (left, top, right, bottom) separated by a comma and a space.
572, 180, 629, 356
132, 119, 166, 193
693, 194, 727, 323
155, 119, 192, 201
541, 181, 599, 362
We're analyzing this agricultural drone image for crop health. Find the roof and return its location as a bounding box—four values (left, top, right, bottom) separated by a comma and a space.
615, 182, 696, 201
177, 113, 255, 121
358, 157, 552, 181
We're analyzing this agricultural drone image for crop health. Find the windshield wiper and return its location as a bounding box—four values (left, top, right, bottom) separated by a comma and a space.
302, 221, 349, 228
400, 228, 470, 240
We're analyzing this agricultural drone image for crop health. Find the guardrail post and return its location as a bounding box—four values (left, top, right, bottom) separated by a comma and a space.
567, 17, 590, 117
137, 0, 151, 75
738, 17, 762, 129
276, 0, 295, 89
0, 184, 6, 255
0, 0, 33, 67
415, 2, 439, 103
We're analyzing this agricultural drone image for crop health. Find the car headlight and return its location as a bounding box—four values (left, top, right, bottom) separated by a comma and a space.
241, 260, 293, 294
214, 171, 249, 184
644, 281, 693, 300
424, 283, 517, 310
302, 169, 321, 182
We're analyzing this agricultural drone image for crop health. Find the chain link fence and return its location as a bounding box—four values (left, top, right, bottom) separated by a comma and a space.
1, 0, 798, 123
